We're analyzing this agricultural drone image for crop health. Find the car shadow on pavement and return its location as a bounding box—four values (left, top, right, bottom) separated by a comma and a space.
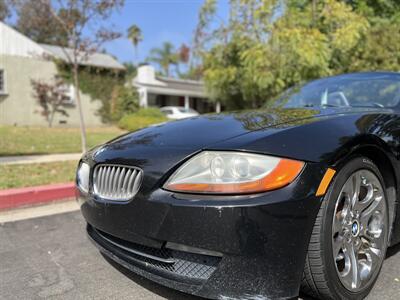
101, 253, 202, 300
386, 242, 400, 258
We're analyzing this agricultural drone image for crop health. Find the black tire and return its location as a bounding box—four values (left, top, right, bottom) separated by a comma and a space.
301, 156, 389, 299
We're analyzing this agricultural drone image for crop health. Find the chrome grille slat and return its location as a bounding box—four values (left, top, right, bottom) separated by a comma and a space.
122, 169, 132, 195
105, 166, 111, 196
117, 168, 126, 198
112, 167, 120, 197
133, 171, 142, 193
100, 167, 106, 195
93, 164, 143, 201
108, 167, 115, 197
97, 167, 104, 195
127, 170, 136, 193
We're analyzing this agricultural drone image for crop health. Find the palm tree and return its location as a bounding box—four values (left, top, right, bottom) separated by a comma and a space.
147, 42, 179, 77
127, 24, 143, 64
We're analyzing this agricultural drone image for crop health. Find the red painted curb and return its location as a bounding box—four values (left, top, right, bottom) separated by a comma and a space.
0, 182, 76, 211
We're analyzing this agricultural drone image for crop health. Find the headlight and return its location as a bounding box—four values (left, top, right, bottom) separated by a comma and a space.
76, 162, 90, 193
163, 151, 304, 194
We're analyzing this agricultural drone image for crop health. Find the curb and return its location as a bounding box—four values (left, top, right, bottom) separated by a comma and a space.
0, 183, 76, 211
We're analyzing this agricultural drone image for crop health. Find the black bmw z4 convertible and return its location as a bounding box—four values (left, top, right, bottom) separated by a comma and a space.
77, 72, 400, 300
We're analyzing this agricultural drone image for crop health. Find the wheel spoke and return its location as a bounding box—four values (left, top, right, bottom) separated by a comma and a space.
366, 246, 382, 262
333, 235, 344, 257
361, 245, 381, 281
358, 259, 372, 282
354, 183, 375, 213
361, 196, 383, 220
333, 213, 344, 234
348, 242, 361, 289
360, 197, 384, 237
350, 174, 361, 210
342, 175, 358, 206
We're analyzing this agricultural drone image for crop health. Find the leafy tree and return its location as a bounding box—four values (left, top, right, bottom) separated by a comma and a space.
123, 62, 137, 81
192, 0, 217, 67
178, 43, 190, 64
15, 0, 69, 46
0, 0, 10, 21
197, 0, 397, 110
348, 22, 400, 72
346, 0, 400, 20
174, 43, 191, 77
40, 0, 124, 152
31, 77, 70, 127
147, 42, 179, 77
127, 24, 143, 64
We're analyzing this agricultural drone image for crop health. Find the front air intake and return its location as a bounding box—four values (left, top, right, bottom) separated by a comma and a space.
93, 164, 143, 201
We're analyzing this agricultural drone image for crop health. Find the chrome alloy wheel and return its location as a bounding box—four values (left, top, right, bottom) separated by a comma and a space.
332, 169, 388, 292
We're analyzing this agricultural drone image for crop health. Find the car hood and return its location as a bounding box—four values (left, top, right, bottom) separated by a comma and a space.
101, 107, 383, 151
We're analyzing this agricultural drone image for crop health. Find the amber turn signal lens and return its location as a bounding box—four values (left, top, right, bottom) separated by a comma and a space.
316, 168, 336, 196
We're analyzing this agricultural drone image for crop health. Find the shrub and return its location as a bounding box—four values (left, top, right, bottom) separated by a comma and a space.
110, 86, 139, 121
118, 107, 168, 131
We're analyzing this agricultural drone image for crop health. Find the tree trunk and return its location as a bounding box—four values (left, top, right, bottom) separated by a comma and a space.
73, 64, 87, 153
312, 0, 317, 26
165, 67, 169, 77
49, 109, 55, 128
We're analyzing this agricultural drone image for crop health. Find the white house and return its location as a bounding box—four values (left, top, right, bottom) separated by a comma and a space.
0, 21, 125, 127
133, 65, 220, 113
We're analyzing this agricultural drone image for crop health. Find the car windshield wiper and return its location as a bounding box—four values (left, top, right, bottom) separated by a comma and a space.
352, 104, 386, 108
302, 104, 340, 108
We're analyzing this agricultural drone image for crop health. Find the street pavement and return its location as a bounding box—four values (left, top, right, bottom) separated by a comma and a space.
1, 211, 399, 300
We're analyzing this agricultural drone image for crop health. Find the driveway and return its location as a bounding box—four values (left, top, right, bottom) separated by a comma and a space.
0, 211, 399, 299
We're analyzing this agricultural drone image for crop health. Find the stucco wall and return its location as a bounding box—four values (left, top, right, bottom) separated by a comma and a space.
0, 54, 104, 127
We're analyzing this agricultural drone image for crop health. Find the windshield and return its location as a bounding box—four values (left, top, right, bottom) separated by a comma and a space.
273, 73, 400, 109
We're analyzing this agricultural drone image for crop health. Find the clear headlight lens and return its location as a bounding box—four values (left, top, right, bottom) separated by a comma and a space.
163, 151, 304, 194
76, 162, 90, 193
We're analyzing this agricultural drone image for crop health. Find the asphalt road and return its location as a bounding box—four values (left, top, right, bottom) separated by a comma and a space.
1, 211, 399, 300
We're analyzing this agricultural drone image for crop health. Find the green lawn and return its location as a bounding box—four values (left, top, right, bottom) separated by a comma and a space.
0, 161, 77, 189
0, 126, 125, 156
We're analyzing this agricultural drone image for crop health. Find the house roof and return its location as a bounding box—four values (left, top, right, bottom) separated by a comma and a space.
0, 21, 47, 57
133, 65, 206, 98
0, 21, 125, 71
40, 44, 125, 70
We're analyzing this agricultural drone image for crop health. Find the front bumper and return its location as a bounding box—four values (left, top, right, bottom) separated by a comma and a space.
78, 163, 324, 300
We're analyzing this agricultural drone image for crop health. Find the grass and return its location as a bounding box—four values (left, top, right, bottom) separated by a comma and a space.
0, 126, 125, 156
118, 108, 168, 131
0, 161, 77, 189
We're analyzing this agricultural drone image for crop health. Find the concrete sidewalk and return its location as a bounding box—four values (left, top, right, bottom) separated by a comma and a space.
0, 153, 82, 165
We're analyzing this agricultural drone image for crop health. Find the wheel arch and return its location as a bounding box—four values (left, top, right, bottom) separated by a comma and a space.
332, 142, 399, 246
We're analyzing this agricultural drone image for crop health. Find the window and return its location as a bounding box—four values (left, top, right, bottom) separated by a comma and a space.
54, 75, 75, 105
59, 83, 75, 105
0, 69, 5, 94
